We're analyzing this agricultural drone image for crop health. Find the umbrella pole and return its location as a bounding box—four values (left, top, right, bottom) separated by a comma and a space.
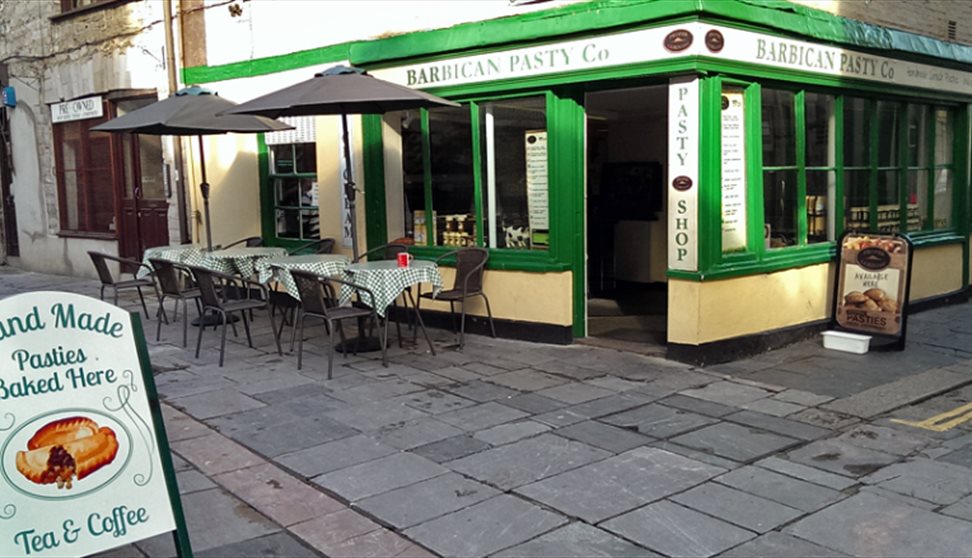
197, 135, 213, 251
341, 113, 360, 261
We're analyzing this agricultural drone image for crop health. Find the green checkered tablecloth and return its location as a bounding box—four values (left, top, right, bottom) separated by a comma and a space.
138, 245, 210, 278
256, 254, 351, 300
206, 247, 288, 277
341, 260, 443, 317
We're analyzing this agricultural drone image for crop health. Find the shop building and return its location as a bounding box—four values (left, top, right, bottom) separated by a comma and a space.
5, 0, 972, 365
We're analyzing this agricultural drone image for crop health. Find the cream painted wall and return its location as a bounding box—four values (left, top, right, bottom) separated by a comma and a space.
419, 269, 573, 326
670, 243, 966, 345
188, 134, 262, 248
668, 264, 833, 345
910, 244, 963, 300
315, 114, 367, 258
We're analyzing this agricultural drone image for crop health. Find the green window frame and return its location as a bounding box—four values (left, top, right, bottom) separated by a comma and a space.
267, 142, 320, 242
701, 74, 964, 280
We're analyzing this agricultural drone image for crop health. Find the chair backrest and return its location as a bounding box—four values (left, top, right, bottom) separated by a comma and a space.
187, 266, 223, 309
150, 259, 187, 297
87, 252, 115, 286
384, 243, 408, 259
289, 237, 336, 255
290, 269, 333, 316
453, 247, 489, 294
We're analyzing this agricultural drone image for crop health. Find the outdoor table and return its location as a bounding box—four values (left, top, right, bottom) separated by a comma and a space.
342, 260, 443, 355
206, 246, 287, 278
137, 245, 208, 279
256, 254, 350, 300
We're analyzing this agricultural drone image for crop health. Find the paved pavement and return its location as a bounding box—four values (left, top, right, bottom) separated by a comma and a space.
6, 266, 972, 557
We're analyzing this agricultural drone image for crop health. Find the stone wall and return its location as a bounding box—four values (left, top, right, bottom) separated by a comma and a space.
793, 0, 972, 46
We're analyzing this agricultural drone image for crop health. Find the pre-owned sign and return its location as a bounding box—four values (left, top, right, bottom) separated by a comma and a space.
832, 233, 913, 345
0, 292, 190, 557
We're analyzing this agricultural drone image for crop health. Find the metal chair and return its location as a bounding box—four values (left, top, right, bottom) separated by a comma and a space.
188, 265, 280, 367
417, 247, 496, 350
87, 251, 157, 318
288, 237, 335, 255
266, 262, 302, 352
221, 236, 264, 249
290, 269, 386, 378
149, 258, 202, 347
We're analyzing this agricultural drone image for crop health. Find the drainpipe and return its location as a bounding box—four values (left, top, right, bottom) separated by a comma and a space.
163, 0, 190, 244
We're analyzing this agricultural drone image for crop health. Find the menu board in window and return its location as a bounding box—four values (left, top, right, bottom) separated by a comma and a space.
721, 87, 747, 252
524, 130, 549, 246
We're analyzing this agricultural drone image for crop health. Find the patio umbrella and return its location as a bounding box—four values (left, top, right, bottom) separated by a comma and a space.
221, 65, 460, 260
92, 86, 293, 251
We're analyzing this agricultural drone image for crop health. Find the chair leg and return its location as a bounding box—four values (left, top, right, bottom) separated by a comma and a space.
136, 287, 149, 319
290, 308, 300, 353
113, 289, 119, 307
268, 305, 282, 356
218, 310, 229, 367
156, 295, 167, 342
449, 301, 458, 333
336, 322, 349, 359
327, 318, 336, 380
195, 309, 207, 359
392, 298, 403, 348
100, 285, 106, 301
379, 313, 389, 368
481, 293, 497, 338
407, 290, 436, 356
241, 310, 253, 348
182, 299, 190, 348
297, 314, 306, 370
459, 300, 467, 351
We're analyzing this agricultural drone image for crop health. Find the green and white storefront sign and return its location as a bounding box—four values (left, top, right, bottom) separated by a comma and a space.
0, 292, 188, 557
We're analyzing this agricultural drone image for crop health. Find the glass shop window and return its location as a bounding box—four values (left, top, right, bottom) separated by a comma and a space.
270, 143, 319, 241
480, 96, 548, 250
933, 108, 954, 229
53, 113, 115, 235
762, 88, 797, 248
429, 106, 476, 247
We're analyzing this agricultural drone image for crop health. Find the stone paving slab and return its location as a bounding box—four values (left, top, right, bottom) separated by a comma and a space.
554, 420, 655, 453
196, 532, 318, 558
435, 401, 530, 431
659, 393, 739, 417
755, 456, 858, 490
602, 500, 754, 557
403, 495, 567, 557
213, 462, 345, 527
313, 452, 450, 501
502, 392, 567, 414
442, 379, 520, 402
719, 532, 848, 557
326, 399, 430, 431
740, 397, 805, 417
369, 417, 465, 450
715, 465, 847, 513
354, 472, 499, 529
536, 382, 615, 404
773, 389, 834, 407
681, 381, 772, 406
170, 433, 264, 476
276, 435, 399, 478
724, 410, 830, 441
671, 422, 800, 462
515, 447, 724, 523
822, 368, 972, 418
289, 509, 382, 555
787, 492, 972, 558
494, 522, 661, 558
672, 481, 804, 533
487, 369, 567, 391
862, 458, 972, 505
474, 420, 551, 446
835, 424, 935, 456
448, 433, 611, 490
601, 403, 718, 438
411, 434, 491, 463
786, 439, 900, 478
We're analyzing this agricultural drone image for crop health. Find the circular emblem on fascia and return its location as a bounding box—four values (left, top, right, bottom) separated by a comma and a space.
664, 29, 694, 52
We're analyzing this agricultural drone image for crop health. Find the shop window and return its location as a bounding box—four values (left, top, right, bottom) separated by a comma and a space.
804, 92, 836, 243
269, 143, 319, 240
480, 96, 548, 249
397, 95, 549, 251
429, 106, 475, 247
53, 113, 116, 235
841, 97, 953, 234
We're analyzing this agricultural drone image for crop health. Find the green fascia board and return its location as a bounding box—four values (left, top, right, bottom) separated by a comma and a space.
181, 42, 352, 84
349, 0, 972, 68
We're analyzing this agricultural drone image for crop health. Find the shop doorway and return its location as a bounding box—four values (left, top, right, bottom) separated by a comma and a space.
584, 85, 668, 351
115, 98, 169, 262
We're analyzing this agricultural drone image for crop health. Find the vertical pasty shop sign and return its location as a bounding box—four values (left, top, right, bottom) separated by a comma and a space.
0, 292, 177, 557
835, 234, 912, 337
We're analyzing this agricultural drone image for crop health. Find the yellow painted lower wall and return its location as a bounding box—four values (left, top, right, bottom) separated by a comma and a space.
420, 269, 573, 326
669, 244, 965, 346
911, 244, 963, 300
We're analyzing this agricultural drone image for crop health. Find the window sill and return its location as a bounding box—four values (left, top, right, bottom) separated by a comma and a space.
50, 0, 135, 22
57, 231, 117, 241
406, 245, 570, 273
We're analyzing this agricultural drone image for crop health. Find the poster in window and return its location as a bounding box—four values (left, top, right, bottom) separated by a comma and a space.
524, 130, 548, 243
721, 87, 747, 252
834, 233, 913, 339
